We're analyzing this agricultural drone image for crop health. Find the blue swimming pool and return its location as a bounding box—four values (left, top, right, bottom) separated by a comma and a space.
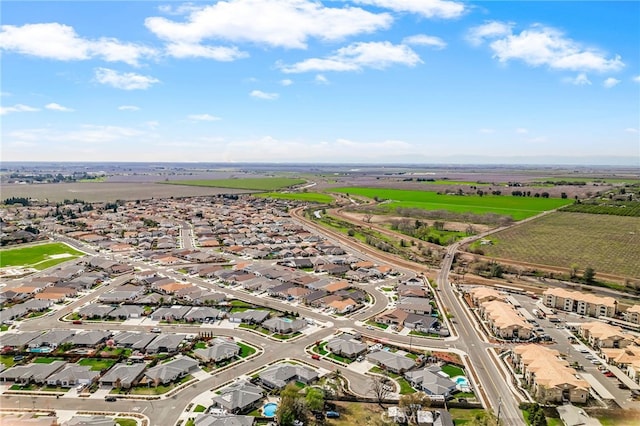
454, 376, 469, 387
263, 402, 278, 417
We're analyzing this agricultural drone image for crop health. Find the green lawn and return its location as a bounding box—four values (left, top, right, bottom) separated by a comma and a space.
366, 320, 389, 329
441, 364, 465, 378
257, 192, 334, 203
78, 358, 117, 371
396, 377, 416, 394
333, 187, 572, 221
1, 355, 16, 368
238, 342, 256, 358
194, 404, 207, 413
116, 420, 138, 426
33, 357, 63, 364
163, 178, 305, 191
0, 242, 84, 269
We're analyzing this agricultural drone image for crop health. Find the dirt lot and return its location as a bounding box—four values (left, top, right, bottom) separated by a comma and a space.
338, 211, 492, 234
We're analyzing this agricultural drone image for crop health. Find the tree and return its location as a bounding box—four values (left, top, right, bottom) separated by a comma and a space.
583, 267, 596, 283
369, 373, 392, 406
399, 392, 432, 424
305, 387, 325, 413
277, 383, 308, 426
570, 264, 579, 279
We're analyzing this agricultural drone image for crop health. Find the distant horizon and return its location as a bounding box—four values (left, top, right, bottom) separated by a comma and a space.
2, 1, 639, 163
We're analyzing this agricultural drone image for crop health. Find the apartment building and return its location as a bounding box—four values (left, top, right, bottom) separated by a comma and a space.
543, 288, 617, 318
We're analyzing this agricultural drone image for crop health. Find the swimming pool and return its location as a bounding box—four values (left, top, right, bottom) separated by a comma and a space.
454, 376, 469, 388
263, 402, 278, 417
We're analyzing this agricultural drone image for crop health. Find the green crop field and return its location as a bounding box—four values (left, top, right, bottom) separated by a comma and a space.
163, 178, 305, 191
0, 242, 84, 270
479, 212, 640, 278
256, 192, 334, 203
333, 187, 571, 220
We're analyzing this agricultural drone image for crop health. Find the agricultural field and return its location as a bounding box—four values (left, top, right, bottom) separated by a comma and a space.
163, 177, 305, 191
478, 212, 640, 278
332, 187, 572, 221
256, 192, 334, 203
0, 242, 84, 270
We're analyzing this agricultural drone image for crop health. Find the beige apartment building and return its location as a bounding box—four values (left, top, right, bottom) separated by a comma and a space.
579, 321, 634, 349
623, 305, 640, 325
479, 299, 533, 340
513, 345, 590, 403
543, 288, 617, 318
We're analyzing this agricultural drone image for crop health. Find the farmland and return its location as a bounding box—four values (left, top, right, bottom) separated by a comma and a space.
0, 242, 84, 270
256, 192, 334, 203
163, 178, 305, 191
478, 212, 640, 278
332, 187, 572, 221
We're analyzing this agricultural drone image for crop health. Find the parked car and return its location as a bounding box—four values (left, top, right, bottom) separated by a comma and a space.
326, 411, 340, 418
105, 396, 117, 402
311, 354, 320, 360
72, 320, 83, 325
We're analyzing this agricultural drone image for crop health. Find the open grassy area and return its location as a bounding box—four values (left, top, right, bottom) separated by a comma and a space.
441, 364, 465, 378
0, 242, 84, 269
449, 408, 492, 425
238, 342, 256, 358
257, 192, 334, 203
33, 357, 63, 364
479, 212, 640, 278
163, 178, 305, 191
333, 187, 571, 221
78, 358, 117, 371
422, 180, 492, 186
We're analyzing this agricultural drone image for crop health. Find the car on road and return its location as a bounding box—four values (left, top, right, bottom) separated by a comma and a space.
72, 320, 83, 325
151, 327, 162, 333
604, 371, 615, 377
311, 354, 321, 360
105, 396, 117, 402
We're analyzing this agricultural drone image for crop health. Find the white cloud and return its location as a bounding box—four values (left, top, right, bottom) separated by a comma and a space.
468, 21, 624, 72
188, 113, 221, 121
165, 42, 248, 61
315, 74, 329, 84
566, 73, 591, 85
145, 0, 392, 49
466, 21, 514, 46
250, 90, 279, 100
0, 104, 40, 115
603, 77, 620, 88
634, 75, 640, 83
280, 79, 293, 86
515, 128, 528, 134
402, 34, 446, 50
94, 68, 160, 90
280, 41, 422, 73
625, 128, 638, 133
118, 105, 140, 111
8, 125, 144, 144
354, 0, 465, 19
0, 23, 156, 66
45, 102, 74, 112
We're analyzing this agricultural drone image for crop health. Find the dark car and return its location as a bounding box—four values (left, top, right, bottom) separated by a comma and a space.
105, 396, 117, 402
326, 411, 340, 418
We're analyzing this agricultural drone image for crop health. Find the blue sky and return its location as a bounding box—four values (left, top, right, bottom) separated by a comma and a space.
1, 0, 639, 164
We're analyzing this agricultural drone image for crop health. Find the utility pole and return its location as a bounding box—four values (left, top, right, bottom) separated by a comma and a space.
497, 396, 502, 425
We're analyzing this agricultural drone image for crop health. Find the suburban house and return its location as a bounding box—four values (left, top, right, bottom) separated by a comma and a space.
100, 363, 146, 389
258, 363, 319, 389
261, 317, 306, 335
0, 361, 67, 384
326, 334, 367, 359
46, 364, 100, 387
467, 287, 505, 305
366, 351, 415, 374
193, 415, 255, 426
211, 381, 264, 414
397, 297, 433, 315
229, 310, 270, 324
512, 345, 590, 403
143, 356, 199, 386
145, 334, 186, 354
194, 338, 240, 363
112, 332, 157, 351
404, 366, 457, 398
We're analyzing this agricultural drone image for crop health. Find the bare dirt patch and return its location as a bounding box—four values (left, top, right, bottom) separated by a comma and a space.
339, 211, 491, 234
